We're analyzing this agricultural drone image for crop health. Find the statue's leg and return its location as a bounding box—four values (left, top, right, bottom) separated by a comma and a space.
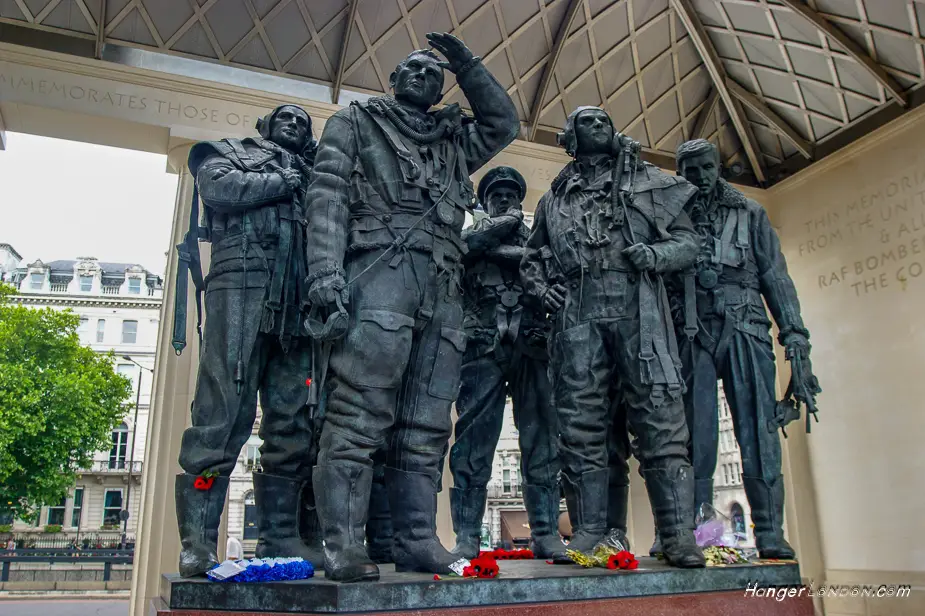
554, 319, 612, 555
605, 398, 631, 551
176, 283, 263, 577
512, 354, 566, 560
720, 329, 793, 559
684, 332, 720, 518
252, 337, 323, 564
365, 449, 393, 563
616, 317, 704, 569
314, 251, 418, 582
448, 344, 506, 558
385, 263, 467, 574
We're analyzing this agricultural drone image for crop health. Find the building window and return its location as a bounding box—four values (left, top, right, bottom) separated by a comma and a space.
0, 509, 12, 526
71, 488, 83, 528
110, 422, 128, 470
103, 490, 123, 526
30, 272, 43, 290
79, 275, 93, 292
121, 320, 137, 344
128, 277, 141, 294
502, 469, 511, 494
243, 491, 258, 540
731, 502, 746, 540
78, 317, 89, 338
722, 464, 730, 485
96, 319, 106, 343
244, 444, 261, 472
46, 495, 66, 526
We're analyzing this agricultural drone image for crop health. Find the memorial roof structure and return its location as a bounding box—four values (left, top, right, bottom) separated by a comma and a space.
2, 0, 924, 186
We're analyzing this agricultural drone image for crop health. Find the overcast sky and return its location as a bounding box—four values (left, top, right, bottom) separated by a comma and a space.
1, 132, 179, 276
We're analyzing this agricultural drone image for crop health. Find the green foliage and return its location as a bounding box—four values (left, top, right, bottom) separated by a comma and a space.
0, 524, 11, 533
0, 283, 132, 520
43, 524, 62, 534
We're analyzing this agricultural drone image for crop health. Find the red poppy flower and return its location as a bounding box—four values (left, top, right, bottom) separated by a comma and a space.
305, 378, 312, 387
606, 554, 620, 570
462, 566, 475, 577
626, 559, 639, 570
615, 550, 633, 568
433, 574, 441, 580
193, 476, 214, 491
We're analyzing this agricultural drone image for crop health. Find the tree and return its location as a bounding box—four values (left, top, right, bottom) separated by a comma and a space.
0, 284, 132, 520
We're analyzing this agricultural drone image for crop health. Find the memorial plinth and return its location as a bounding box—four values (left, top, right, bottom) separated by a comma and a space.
152, 558, 813, 615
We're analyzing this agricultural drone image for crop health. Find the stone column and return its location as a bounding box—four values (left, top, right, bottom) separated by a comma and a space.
129, 137, 209, 616
0, 105, 7, 150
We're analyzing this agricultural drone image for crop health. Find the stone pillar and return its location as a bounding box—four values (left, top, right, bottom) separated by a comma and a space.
0, 105, 7, 150
129, 137, 209, 616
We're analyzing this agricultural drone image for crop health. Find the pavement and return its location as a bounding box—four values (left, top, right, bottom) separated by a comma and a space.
0, 599, 128, 616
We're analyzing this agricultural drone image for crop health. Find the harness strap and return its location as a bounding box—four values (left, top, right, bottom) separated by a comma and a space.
171, 183, 205, 355
683, 270, 699, 341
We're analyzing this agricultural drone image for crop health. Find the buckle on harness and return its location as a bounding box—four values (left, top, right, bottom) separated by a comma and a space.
639, 351, 656, 386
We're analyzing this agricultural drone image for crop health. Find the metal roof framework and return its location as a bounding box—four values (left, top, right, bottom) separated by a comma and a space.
3, 0, 925, 186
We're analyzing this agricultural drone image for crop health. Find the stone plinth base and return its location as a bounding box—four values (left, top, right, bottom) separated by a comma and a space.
155, 558, 811, 614
152, 591, 813, 616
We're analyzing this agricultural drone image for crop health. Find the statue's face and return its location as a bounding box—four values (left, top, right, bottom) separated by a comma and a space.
269, 106, 310, 152
574, 109, 614, 156
679, 151, 720, 197
485, 183, 522, 217
391, 53, 444, 109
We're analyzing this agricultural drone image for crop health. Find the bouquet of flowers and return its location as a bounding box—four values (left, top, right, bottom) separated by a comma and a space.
566, 544, 639, 570
207, 557, 314, 583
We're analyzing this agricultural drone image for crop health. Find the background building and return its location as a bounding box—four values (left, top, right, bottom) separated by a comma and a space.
1, 246, 270, 554
712, 384, 753, 547
3, 248, 162, 545
481, 389, 753, 550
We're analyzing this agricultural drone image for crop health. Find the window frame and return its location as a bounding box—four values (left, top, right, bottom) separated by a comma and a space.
102, 489, 124, 527
46, 495, 66, 526
110, 422, 129, 470
29, 272, 43, 290
96, 319, 106, 343
71, 488, 83, 529
121, 320, 138, 344
128, 277, 142, 294
244, 444, 261, 472
79, 275, 93, 292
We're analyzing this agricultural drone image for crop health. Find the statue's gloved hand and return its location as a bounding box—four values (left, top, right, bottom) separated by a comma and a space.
307, 273, 349, 312
502, 207, 524, 222
278, 167, 303, 191
781, 331, 810, 361
542, 283, 567, 313
622, 243, 656, 272
426, 32, 475, 73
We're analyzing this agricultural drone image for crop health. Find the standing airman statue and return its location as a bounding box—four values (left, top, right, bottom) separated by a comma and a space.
521, 106, 705, 568
671, 138, 820, 559
449, 166, 565, 561
173, 104, 320, 577
304, 33, 519, 581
